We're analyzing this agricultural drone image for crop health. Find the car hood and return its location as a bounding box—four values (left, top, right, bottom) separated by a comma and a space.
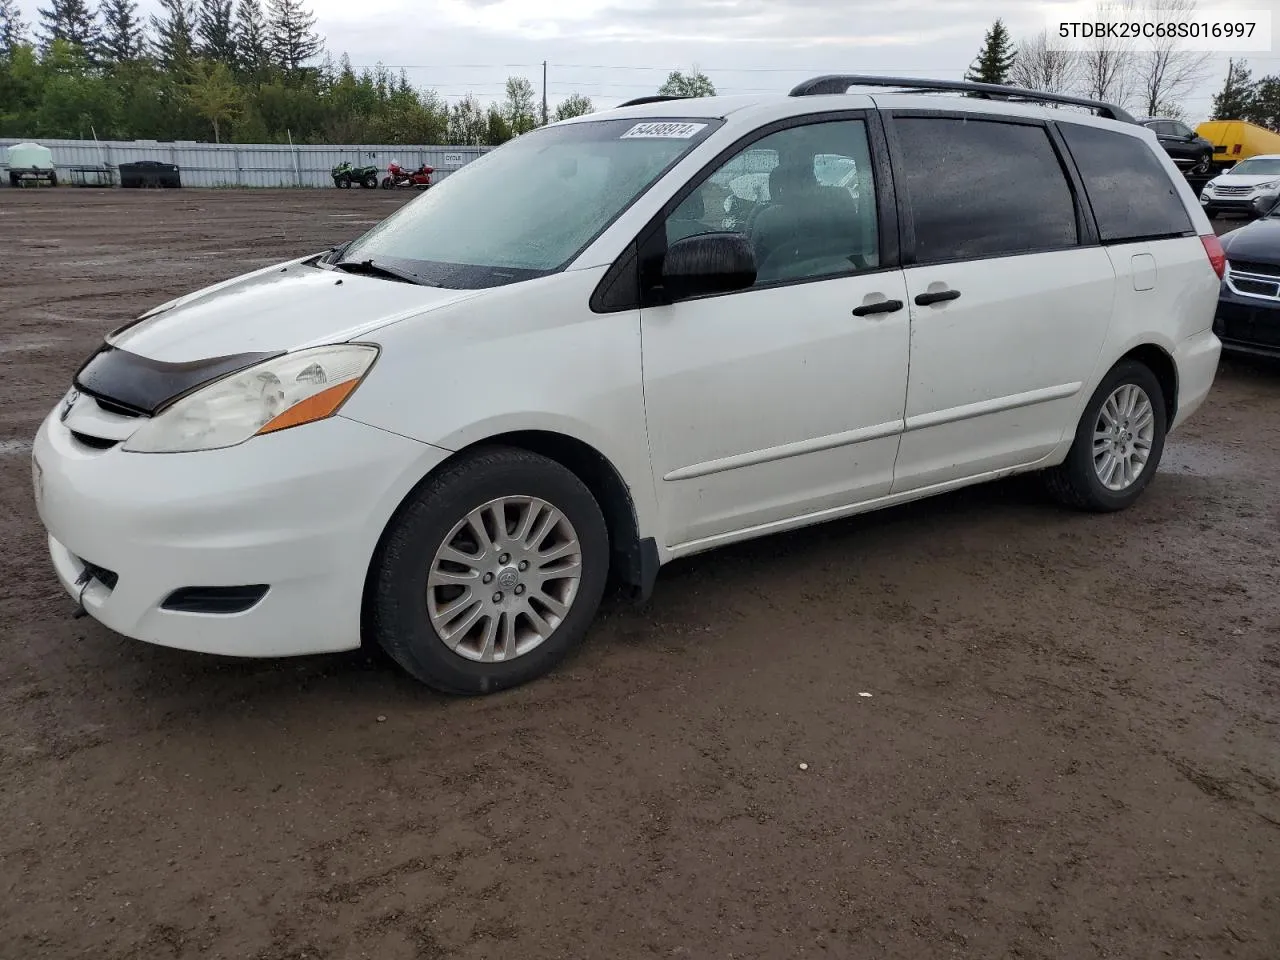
109, 255, 480, 362
1212, 173, 1280, 188
1221, 217, 1280, 264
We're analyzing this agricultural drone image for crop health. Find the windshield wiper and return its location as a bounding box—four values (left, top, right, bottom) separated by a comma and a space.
332, 258, 426, 285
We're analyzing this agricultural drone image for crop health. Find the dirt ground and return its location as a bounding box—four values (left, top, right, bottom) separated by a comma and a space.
1, 189, 1278, 960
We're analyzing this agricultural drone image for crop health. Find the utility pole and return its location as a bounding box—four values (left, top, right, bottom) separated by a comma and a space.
542, 60, 548, 125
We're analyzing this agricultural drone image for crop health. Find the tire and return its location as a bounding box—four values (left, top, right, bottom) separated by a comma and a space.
369, 446, 610, 694
48, 172, 57, 187
339, 176, 352, 188
362, 174, 378, 189
8, 173, 17, 187
1042, 360, 1168, 512
380, 176, 393, 189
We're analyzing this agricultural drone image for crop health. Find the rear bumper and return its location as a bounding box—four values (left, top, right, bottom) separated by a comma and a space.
1214, 288, 1280, 358
1171, 327, 1222, 431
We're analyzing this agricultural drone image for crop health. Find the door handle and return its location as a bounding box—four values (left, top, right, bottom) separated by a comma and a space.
851, 298, 904, 317
914, 289, 961, 306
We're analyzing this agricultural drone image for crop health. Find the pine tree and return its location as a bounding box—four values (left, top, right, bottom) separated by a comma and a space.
265, 0, 319, 72
150, 0, 194, 69
0, 0, 28, 54
233, 0, 266, 73
96, 0, 143, 62
196, 0, 235, 63
965, 18, 1016, 86
38, 0, 98, 52
1211, 59, 1257, 120
1244, 76, 1280, 130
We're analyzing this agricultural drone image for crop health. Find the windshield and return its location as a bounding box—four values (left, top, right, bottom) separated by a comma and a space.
1227, 157, 1280, 176
339, 117, 720, 288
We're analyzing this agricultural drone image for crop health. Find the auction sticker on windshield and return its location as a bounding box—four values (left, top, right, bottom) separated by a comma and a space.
620, 122, 708, 139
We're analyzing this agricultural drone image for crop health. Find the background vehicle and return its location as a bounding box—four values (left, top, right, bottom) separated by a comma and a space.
381, 161, 433, 189
1214, 202, 1280, 357
331, 161, 379, 189
33, 76, 1222, 695
1196, 120, 1280, 174
1199, 155, 1280, 219
1138, 117, 1214, 176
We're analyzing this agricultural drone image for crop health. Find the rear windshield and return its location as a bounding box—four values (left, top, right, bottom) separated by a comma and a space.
1227, 157, 1280, 176
1058, 123, 1193, 243
338, 117, 719, 288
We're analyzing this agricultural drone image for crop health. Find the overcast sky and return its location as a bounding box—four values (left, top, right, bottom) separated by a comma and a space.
17, 0, 1280, 119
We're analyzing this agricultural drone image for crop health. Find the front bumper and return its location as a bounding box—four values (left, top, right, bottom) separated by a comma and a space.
32, 411, 448, 657
1214, 285, 1280, 359
1200, 191, 1280, 217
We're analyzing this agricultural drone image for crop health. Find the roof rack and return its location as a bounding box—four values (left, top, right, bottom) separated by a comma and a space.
788, 75, 1136, 124
615, 94, 689, 108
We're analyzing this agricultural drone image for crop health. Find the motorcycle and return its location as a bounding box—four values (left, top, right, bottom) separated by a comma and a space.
331, 161, 380, 189
381, 161, 433, 190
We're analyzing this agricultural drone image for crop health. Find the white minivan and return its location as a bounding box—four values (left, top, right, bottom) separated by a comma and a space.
32, 76, 1224, 693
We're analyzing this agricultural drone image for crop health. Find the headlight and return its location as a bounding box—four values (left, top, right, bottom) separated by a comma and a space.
1205, 179, 1218, 189
122, 344, 378, 453
1257, 179, 1280, 191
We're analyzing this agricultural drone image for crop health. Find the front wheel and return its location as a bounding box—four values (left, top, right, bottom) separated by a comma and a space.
1191, 155, 1211, 176
369, 447, 610, 694
1043, 360, 1167, 512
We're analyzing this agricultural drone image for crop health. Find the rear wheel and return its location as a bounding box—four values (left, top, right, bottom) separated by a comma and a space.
380, 176, 393, 189
1043, 360, 1167, 512
370, 447, 610, 694
362, 174, 378, 189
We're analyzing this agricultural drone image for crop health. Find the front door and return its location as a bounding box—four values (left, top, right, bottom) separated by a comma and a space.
639, 116, 911, 550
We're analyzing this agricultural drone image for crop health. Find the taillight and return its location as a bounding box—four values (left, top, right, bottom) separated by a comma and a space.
1201, 233, 1225, 279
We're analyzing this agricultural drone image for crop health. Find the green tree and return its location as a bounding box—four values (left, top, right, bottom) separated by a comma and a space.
196, 0, 236, 63
96, 0, 144, 63
448, 93, 487, 145
486, 102, 511, 144
150, 0, 195, 70
1243, 75, 1280, 130
658, 68, 714, 97
265, 0, 320, 72
965, 18, 1016, 85
38, 0, 97, 53
185, 57, 239, 140
233, 0, 266, 73
502, 74, 536, 134
0, 0, 29, 55
1212, 58, 1257, 120
554, 92, 593, 121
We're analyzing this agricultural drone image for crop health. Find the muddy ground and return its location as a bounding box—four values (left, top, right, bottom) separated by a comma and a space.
1, 189, 1278, 959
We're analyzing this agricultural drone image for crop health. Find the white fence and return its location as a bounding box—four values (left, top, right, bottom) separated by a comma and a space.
0, 138, 492, 188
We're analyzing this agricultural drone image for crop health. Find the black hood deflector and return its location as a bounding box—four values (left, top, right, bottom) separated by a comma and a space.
74, 344, 282, 416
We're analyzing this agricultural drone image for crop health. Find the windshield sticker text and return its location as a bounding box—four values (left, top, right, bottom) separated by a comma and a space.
620, 122, 708, 140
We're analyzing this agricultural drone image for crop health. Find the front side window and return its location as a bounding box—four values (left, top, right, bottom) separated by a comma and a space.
1171, 122, 1195, 139
664, 118, 879, 285
1059, 122, 1194, 243
894, 117, 1079, 263
340, 117, 719, 288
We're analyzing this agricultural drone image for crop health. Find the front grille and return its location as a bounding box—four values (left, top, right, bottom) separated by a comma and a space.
1226, 263, 1280, 302
1214, 185, 1253, 197
70, 431, 119, 450
161, 585, 270, 614
1228, 260, 1280, 279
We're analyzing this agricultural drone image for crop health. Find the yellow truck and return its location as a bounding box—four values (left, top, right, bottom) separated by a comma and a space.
1195, 120, 1280, 173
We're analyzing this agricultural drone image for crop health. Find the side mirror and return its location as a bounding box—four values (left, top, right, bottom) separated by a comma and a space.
661, 232, 757, 302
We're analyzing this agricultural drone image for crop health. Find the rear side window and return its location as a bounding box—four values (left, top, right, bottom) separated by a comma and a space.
1059, 123, 1193, 243
893, 117, 1078, 264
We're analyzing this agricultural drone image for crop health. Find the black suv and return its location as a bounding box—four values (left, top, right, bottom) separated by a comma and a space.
1138, 117, 1214, 176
